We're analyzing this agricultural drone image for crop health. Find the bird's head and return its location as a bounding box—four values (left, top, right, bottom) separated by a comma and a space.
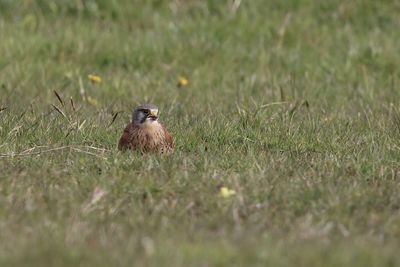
132, 104, 159, 126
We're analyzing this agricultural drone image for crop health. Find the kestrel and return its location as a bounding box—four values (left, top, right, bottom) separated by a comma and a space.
118, 104, 173, 153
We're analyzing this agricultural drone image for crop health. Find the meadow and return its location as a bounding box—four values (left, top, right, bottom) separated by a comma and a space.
1, 1, 400, 266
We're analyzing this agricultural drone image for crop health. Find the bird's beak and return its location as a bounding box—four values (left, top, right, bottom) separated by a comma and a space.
149, 110, 158, 120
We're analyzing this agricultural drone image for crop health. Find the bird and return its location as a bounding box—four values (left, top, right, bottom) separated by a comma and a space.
118, 104, 173, 153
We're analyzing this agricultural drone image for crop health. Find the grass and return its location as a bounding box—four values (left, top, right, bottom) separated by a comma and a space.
1, 0, 400, 266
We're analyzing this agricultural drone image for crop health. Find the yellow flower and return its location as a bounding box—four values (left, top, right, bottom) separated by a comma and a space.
87, 96, 100, 107
219, 186, 236, 198
88, 74, 102, 84
177, 76, 189, 87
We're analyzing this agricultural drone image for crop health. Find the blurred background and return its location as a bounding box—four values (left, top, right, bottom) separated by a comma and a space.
1, 0, 398, 112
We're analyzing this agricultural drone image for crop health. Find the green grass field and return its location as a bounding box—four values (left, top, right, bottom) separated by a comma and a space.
1, 1, 400, 266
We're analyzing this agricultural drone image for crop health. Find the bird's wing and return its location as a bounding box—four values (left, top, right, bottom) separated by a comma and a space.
118, 123, 134, 151
162, 124, 173, 148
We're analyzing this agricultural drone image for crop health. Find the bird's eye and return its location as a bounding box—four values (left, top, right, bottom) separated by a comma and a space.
143, 110, 149, 115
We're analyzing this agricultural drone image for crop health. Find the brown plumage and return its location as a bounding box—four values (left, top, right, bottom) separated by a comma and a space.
118, 104, 173, 153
